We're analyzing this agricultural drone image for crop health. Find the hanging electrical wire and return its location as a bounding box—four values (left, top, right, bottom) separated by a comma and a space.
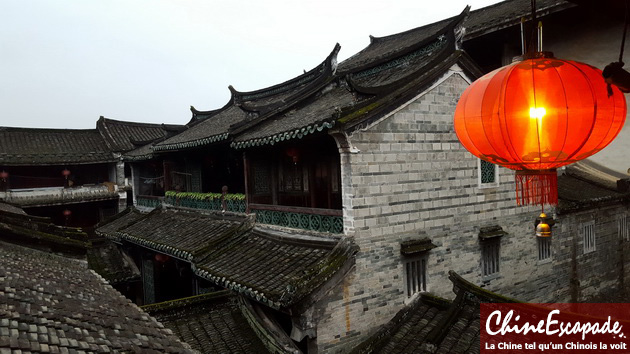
603, 0, 630, 93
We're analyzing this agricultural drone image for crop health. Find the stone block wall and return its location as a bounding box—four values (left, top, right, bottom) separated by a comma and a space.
553, 205, 630, 302
313, 68, 630, 352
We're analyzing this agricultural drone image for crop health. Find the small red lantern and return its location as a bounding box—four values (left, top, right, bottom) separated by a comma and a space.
154, 253, 170, 263
0, 171, 8, 181
285, 147, 300, 164
454, 53, 626, 206
62, 209, 72, 217
62, 169, 71, 178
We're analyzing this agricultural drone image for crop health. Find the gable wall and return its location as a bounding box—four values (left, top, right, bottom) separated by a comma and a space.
313, 68, 630, 352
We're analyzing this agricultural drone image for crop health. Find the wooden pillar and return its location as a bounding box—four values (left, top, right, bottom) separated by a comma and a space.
243, 151, 250, 214
163, 160, 174, 192
271, 158, 278, 206
309, 161, 316, 208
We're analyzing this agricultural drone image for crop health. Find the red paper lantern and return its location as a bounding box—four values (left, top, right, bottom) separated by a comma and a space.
154, 253, 170, 263
0, 171, 8, 180
62, 209, 72, 217
285, 147, 300, 164
62, 168, 71, 178
454, 53, 626, 206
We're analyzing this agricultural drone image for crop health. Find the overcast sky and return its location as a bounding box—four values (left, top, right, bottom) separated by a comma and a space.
1, 0, 502, 129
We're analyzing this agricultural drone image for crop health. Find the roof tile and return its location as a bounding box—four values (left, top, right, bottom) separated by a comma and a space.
0, 241, 194, 353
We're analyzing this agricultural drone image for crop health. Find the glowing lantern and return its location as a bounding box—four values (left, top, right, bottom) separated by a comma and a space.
0, 171, 8, 181
62, 209, 72, 217
454, 53, 626, 206
62, 168, 71, 178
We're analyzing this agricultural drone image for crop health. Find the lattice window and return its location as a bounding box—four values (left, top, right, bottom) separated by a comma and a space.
278, 161, 306, 192
404, 256, 428, 297
538, 237, 552, 261
582, 222, 596, 254
619, 215, 629, 241
480, 159, 497, 184
481, 240, 500, 277
252, 161, 271, 194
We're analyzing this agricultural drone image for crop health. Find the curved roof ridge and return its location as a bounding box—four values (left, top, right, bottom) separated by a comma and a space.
0, 126, 98, 133
464, 0, 573, 40
230, 43, 340, 103
370, 7, 467, 44
187, 94, 236, 126
97, 116, 171, 129
337, 6, 469, 74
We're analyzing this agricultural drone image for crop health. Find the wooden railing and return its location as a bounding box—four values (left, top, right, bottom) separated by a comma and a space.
135, 194, 344, 234
136, 195, 163, 209
248, 203, 343, 234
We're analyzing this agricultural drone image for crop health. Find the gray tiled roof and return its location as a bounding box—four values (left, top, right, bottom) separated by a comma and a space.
352, 271, 519, 354
103, 206, 252, 260
557, 162, 630, 212
0, 117, 186, 165
94, 206, 147, 241
230, 0, 571, 148
97, 117, 186, 152
463, 0, 573, 40
153, 45, 340, 152
121, 141, 157, 161
0, 241, 194, 353
153, 105, 248, 151
337, 14, 458, 74
0, 127, 114, 166
145, 291, 269, 354
233, 19, 479, 149
0, 202, 25, 215
97, 206, 357, 309
87, 239, 141, 285
231, 86, 353, 147
153, 1, 573, 154
194, 228, 356, 309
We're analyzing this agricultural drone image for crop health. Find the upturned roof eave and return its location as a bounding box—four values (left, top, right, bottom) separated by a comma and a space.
463, 0, 575, 41
337, 6, 470, 75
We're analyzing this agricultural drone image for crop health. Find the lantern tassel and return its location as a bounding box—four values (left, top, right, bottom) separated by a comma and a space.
514, 169, 558, 206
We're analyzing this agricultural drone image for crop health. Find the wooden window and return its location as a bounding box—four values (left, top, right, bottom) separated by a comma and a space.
538, 237, 552, 261
582, 222, 596, 254
252, 161, 271, 194
481, 239, 500, 277
278, 160, 307, 192
404, 256, 428, 297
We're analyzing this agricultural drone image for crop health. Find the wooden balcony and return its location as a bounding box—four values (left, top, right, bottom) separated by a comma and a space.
0, 184, 120, 207
248, 203, 343, 234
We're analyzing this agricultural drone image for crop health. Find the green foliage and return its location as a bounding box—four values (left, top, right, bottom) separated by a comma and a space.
165, 191, 246, 201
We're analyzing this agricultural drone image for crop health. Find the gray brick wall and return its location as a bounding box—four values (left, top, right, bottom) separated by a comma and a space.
313, 69, 630, 353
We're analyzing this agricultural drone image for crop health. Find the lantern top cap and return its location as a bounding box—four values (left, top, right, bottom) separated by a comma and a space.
513, 51, 555, 62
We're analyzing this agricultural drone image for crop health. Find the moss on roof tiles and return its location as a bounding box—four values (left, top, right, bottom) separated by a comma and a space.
352, 272, 520, 354
98, 206, 356, 309
0, 241, 193, 353
144, 291, 269, 354
0, 127, 114, 165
